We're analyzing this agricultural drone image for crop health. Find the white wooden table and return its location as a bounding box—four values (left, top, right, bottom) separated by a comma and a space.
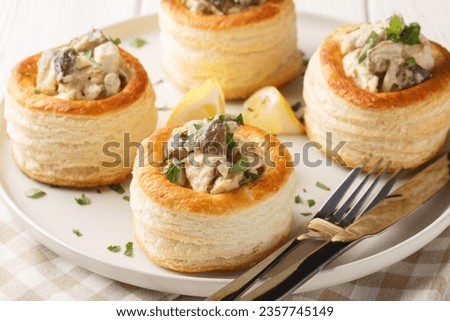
0, 0, 449, 301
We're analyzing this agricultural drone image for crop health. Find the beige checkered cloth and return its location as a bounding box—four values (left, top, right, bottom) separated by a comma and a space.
1, 200, 449, 301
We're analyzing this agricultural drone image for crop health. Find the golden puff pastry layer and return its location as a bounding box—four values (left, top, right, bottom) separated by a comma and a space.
4, 49, 157, 187
303, 24, 450, 171
130, 123, 296, 272
159, 0, 302, 99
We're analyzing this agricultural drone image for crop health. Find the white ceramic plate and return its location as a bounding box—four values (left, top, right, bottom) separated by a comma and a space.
0, 13, 449, 298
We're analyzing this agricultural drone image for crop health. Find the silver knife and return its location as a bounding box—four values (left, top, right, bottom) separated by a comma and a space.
239, 153, 450, 300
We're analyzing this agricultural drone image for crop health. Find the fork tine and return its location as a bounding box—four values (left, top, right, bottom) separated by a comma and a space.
329, 158, 384, 222
340, 161, 399, 227
360, 166, 403, 214
315, 156, 371, 219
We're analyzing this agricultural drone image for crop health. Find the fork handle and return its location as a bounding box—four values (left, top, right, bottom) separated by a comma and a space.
206, 236, 309, 301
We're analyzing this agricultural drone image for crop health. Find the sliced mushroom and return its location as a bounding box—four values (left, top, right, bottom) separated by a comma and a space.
388, 63, 432, 92
54, 48, 78, 82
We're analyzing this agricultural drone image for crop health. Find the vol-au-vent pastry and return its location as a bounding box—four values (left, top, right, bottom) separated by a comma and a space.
303, 15, 450, 171
159, 0, 303, 99
130, 115, 296, 272
4, 29, 157, 187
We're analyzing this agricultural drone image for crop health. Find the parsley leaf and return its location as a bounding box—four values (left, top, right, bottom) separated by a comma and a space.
294, 195, 302, 204
386, 15, 404, 40
107, 245, 121, 253
131, 38, 147, 48
236, 113, 244, 126
403, 22, 421, 45
109, 184, 125, 194
34, 89, 41, 95
25, 188, 46, 199
229, 156, 250, 173
124, 242, 133, 257
240, 172, 261, 185
75, 194, 91, 206
123, 195, 130, 202
112, 38, 121, 45
406, 56, 416, 67
72, 229, 82, 237
316, 181, 331, 191
307, 199, 316, 208
164, 163, 182, 183
301, 212, 312, 217
358, 31, 379, 63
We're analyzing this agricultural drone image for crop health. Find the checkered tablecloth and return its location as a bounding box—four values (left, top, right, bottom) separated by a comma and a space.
1, 198, 449, 301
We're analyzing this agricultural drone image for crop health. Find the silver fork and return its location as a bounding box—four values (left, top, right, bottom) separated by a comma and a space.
207, 156, 402, 301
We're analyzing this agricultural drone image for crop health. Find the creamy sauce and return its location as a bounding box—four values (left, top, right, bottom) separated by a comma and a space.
181, 0, 266, 15
163, 116, 265, 194
36, 29, 125, 100
339, 19, 435, 92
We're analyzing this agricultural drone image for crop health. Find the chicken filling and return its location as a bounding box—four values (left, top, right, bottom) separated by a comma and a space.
163, 115, 265, 194
340, 15, 434, 92
181, 0, 266, 15
36, 29, 126, 100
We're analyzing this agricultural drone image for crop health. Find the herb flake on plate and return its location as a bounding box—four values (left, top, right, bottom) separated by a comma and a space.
124, 242, 133, 257
316, 181, 331, 191
294, 195, 302, 204
301, 212, 312, 217
109, 184, 125, 194
131, 38, 147, 48
107, 245, 121, 253
25, 188, 46, 199
75, 194, 91, 206
123, 195, 130, 202
307, 199, 316, 208
72, 229, 82, 237
112, 38, 121, 45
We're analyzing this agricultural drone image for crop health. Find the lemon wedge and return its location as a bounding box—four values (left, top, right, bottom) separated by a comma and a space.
167, 79, 225, 125
243, 86, 304, 135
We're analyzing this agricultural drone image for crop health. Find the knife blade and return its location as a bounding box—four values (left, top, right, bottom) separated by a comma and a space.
239, 153, 450, 300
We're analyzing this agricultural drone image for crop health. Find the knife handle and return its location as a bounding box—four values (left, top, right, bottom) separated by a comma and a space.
207, 237, 307, 301
239, 241, 352, 301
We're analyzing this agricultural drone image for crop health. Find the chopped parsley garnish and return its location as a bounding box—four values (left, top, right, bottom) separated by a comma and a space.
303, 58, 310, 66
307, 199, 316, 208
75, 194, 91, 206
164, 163, 182, 183
123, 195, 130, 202
109, 184, 125, 194
236, 113, 244, 126
218, 115, 226, 121
303, 188, 307, 193
34, 89, 41, 95
240, 172, 261, 185
386, 15, 421, 45
193, 123, 203, 131
124, 242, 133, 257
112, 38, 121, 45
72, 229, 82, 237
315, 181, 331, 191
226, 132, 238, 150
25, 188, 46, 199
153, 79, 164, 85
229, 156, 250, 173
301, 212, 312, 217
131, 38, 147, 48
406, 56, 416, 67
294, 195, 302, 204
358, 31, 379, 63
107, 245, 121, 253
83, 49, 92, 60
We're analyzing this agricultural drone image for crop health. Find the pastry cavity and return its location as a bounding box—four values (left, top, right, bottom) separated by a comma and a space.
182, 0, 266, 15
340, 16, 434, 92
36, 29, 125, 100
163, 115, 265, 194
